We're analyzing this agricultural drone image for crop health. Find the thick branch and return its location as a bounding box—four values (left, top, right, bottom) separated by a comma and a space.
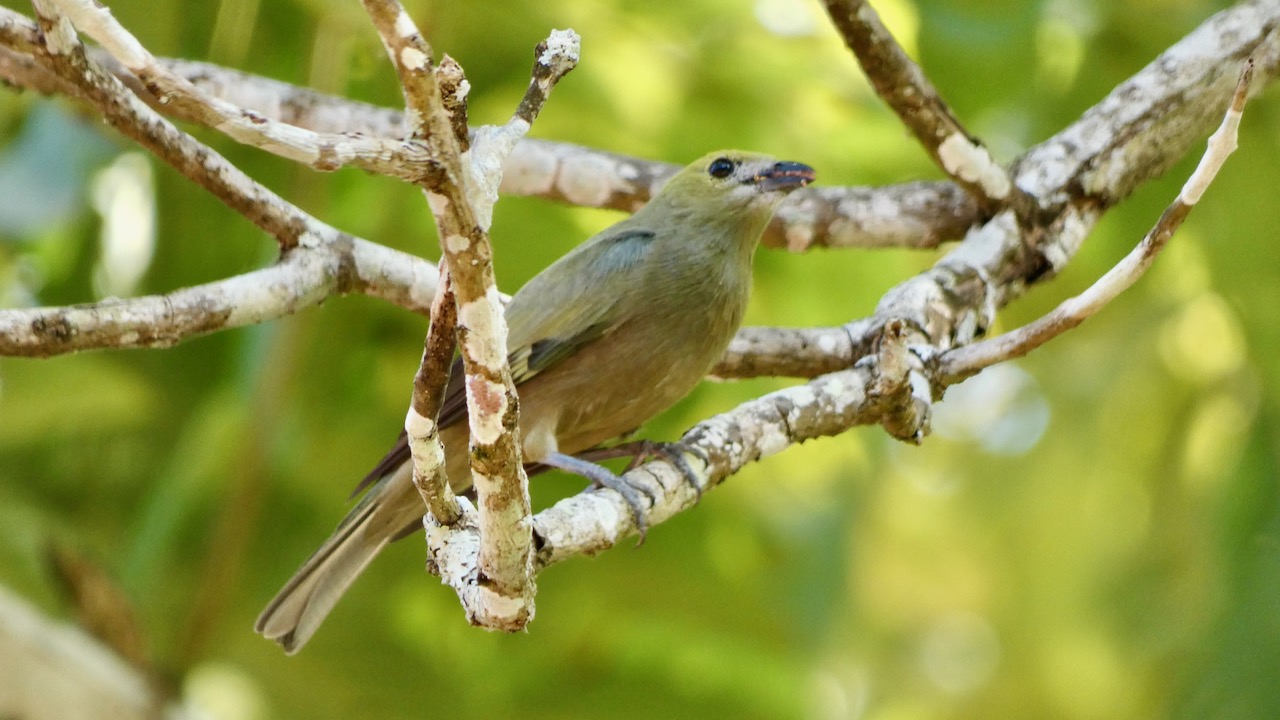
532, 359, 909, 565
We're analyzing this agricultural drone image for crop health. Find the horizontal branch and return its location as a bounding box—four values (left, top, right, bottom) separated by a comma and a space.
86, 51, 982, 252
710, 321, 876, 379
0, 239, 436, 357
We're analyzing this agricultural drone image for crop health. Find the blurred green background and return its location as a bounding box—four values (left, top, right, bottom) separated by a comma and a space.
1, 0, 1277, 718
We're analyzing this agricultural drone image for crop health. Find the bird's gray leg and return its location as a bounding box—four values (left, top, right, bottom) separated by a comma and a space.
575, 441, 709, 503
540, 452, 651, 541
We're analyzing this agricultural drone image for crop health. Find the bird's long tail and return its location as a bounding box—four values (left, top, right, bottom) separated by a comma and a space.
255, 492, 397, 655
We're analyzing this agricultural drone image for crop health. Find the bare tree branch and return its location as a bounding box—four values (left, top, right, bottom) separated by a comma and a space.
38, 0, 443, 183
0, 241, 437, 356
2, 0, 1277, 628
938, 59, 1256, 384
821, 0, 1028, 216
711, 323, 870, 380
533, 355, 919, 567
51, 48, 984, 251
407, 269, 464, 525
0, 6, 439, 354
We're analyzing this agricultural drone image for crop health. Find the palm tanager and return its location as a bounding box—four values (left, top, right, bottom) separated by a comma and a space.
256, 150, 815, 653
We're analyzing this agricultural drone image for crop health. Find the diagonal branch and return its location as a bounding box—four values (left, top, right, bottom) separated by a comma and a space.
37, 0, 443, 183
822, 0, 1027, 216
937, 59, 1255, 384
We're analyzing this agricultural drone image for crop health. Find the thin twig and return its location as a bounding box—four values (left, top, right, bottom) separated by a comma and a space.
407, 269, 463, 525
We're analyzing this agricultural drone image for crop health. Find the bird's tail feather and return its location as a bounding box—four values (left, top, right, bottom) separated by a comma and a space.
255, 498, 388, 655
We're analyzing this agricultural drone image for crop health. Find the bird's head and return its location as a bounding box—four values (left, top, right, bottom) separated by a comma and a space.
650, 150, 816, 221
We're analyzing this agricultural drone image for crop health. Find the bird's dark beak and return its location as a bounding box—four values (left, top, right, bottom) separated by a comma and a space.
756, 161, 816, 192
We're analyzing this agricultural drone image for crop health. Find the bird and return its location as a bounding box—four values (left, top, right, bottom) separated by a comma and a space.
256, 150, 815, 653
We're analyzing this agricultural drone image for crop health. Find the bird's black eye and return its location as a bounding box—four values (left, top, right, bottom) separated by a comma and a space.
708, 157, 736, 179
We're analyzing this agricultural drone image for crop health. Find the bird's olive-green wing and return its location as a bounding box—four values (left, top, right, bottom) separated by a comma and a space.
443, 225, 657, 422
351, 227, 656, 496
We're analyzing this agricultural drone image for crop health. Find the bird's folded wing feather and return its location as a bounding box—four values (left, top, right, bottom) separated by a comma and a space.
350, 226, 658, 497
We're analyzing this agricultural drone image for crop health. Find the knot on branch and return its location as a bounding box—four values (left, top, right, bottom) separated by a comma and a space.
436, 55, 470, 148
868, 318, 932, 443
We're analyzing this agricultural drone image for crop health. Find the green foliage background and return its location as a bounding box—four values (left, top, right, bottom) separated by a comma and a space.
1, 0, 1277, 718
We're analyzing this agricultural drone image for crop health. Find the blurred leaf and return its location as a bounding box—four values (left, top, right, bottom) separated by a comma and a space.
0, 102, 117, 238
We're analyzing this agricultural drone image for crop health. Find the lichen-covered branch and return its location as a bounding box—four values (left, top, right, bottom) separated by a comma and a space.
710, 322, 873, 380
532, 357, 921, 566
407, 269, 463, 526
0, 6, 438, 356
360, 0, 583, 630
0, 240, 436, 356
21, 45, 982, 251
362, 0, 535, 631
821, 0, 1021, 214
937, 60, 1255, 384
421, 29, 579, 630
38, 0, 442, 183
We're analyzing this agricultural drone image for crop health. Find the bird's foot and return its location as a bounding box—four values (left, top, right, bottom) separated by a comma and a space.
578, 440, 709, 503
620, 440, 709, 503
540, 451, 652, 543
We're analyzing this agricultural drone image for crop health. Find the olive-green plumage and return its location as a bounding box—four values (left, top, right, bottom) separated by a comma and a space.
256, 150, 814, 653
